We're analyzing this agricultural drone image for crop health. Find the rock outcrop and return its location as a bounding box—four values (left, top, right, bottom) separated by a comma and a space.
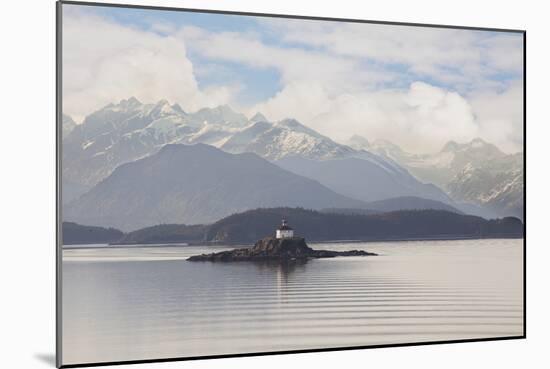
187, 237, 377, 262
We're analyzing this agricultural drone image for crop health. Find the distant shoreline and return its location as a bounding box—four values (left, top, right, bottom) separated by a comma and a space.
63, 233, 524, 249
63, 208, 524, 247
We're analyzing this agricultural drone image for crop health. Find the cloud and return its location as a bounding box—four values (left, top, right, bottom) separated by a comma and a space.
251, 81, 481, 154
62, 6, 523, 153
250, 81, 333, 123
480, 34, 524, 74
181, 20, 523, 153
180, 25, 397, 94
260, 18, 523, 91
62, 6, 234, 122
469, 81, 524, 153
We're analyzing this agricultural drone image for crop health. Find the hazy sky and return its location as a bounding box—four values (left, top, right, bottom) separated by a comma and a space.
62, 4, 524, 154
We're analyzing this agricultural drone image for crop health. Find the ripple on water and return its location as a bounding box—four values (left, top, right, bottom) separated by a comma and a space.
62, 239, 524, 365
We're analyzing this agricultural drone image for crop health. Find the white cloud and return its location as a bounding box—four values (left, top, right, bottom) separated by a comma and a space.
62, 7, 523, 154
250, 81, 333, 123
182, 21, 523, 153
481, 34, 524, 74
469, 81, 524, 153
62, 7, 233, 122
261, 18, 523, 89
252, 81, 481, 154
180, 25, 396, 93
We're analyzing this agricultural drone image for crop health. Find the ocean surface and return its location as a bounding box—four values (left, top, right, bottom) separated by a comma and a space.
61, 239, 524, 365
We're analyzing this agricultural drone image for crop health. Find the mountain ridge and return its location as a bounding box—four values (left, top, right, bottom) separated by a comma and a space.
62, 98, 522, 222
62, 97, 452, 210
64, 143, 367, 231
107, 207, 523, 245
348, 135, 524, 219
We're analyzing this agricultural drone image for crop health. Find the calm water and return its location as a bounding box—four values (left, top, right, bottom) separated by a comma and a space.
62, 239, 523, 365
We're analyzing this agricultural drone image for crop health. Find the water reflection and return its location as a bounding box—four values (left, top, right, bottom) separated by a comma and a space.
62, 239, 523, 366
250, 259, 310, 281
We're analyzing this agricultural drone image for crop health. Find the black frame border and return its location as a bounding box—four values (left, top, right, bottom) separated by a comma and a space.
55, 1, 527, 368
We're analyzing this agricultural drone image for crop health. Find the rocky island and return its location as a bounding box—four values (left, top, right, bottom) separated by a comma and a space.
187, 237, 376, 262
187, 219, 377, 262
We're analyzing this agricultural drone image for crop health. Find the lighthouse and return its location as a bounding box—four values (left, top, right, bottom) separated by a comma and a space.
275, 219, 294, 239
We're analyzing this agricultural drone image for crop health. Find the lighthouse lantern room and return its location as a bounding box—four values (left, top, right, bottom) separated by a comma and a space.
275, 219, 294, 239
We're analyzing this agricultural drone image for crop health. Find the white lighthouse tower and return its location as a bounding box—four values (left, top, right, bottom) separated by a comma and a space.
275, 219, 294, 239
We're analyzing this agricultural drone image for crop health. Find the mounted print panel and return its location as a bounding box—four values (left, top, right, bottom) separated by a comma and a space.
57, 1, 525, 367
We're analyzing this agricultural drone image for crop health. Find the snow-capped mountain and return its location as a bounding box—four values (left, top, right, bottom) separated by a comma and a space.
447, 154, 523, 218
62, 98, 192, 201
63, 98, 365, 198
187, 104, 250, 128
250, 112, 268, 123
222, 118, 356, 161
348, 135, 524, 219
62, 98, 457, 216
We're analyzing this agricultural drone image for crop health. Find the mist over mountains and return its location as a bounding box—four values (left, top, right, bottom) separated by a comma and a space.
62, 97, 365, 200
64, 144, 365, 231
62, 97, 524, 230
349, 136, 524, 219
276, 156, 451, 204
